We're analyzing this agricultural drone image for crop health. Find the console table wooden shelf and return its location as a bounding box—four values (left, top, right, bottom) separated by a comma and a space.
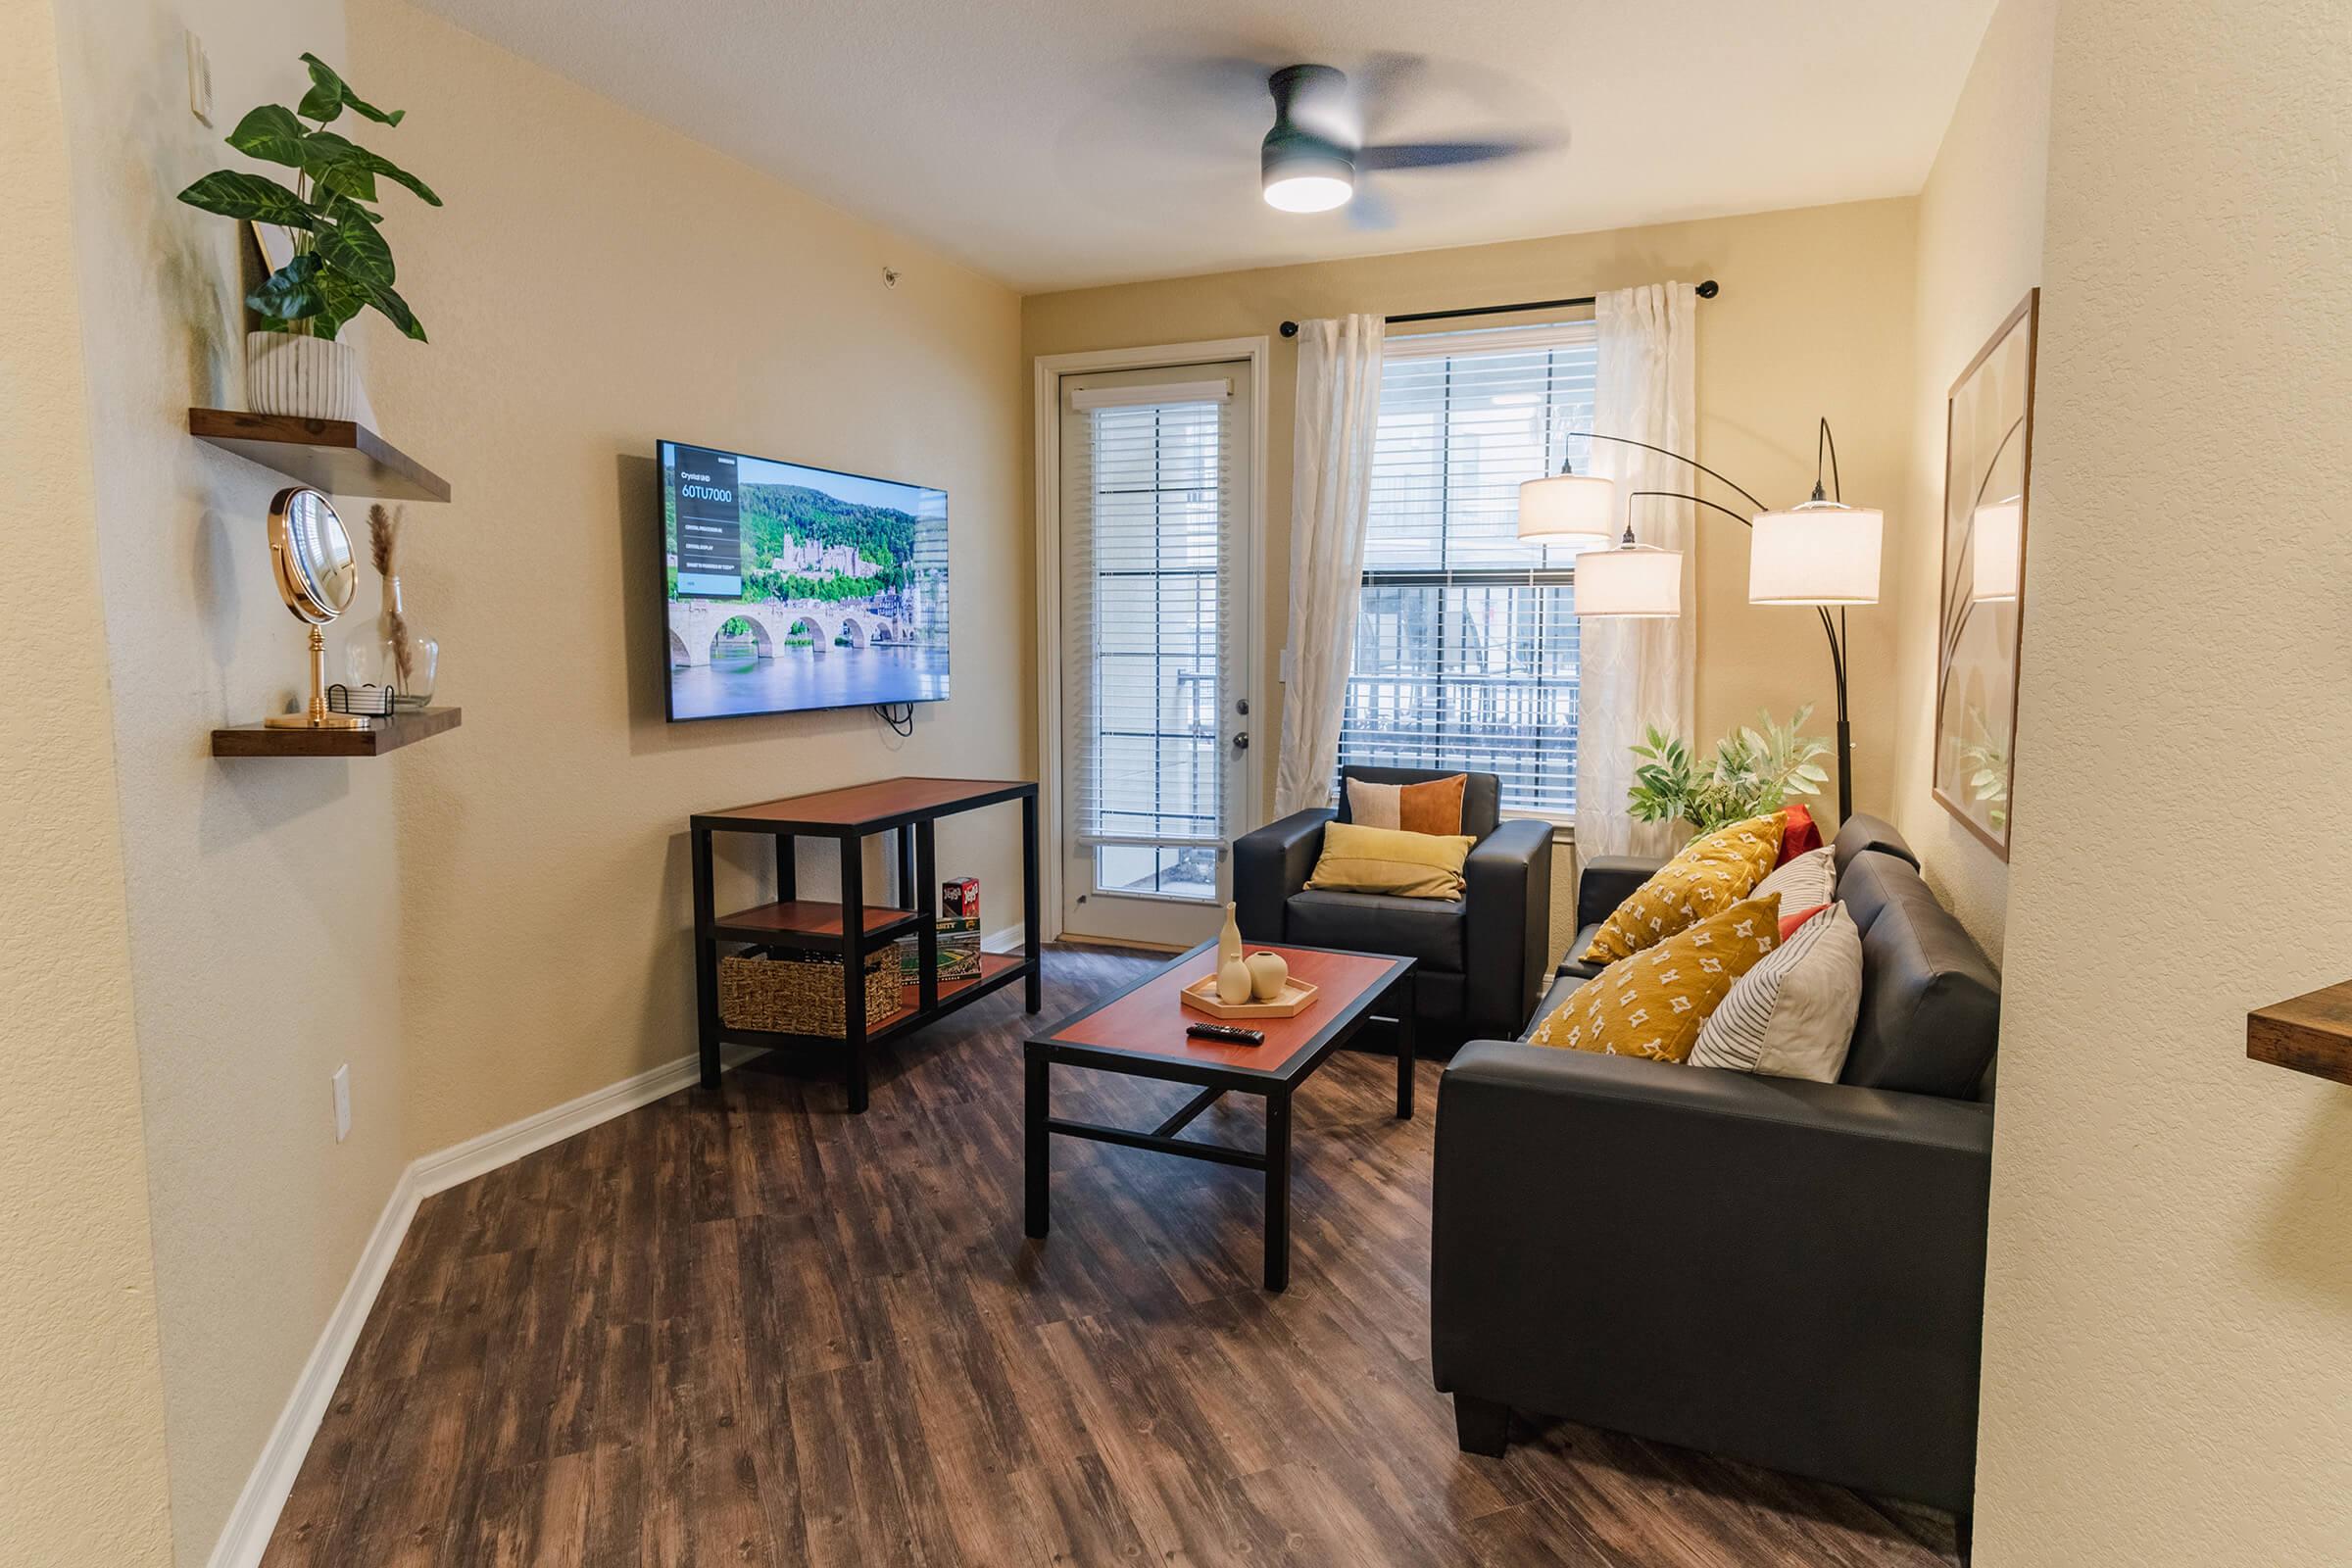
2247, 982, 2352, 1087
690, 777, 1041, 1112
189, 408, 452, 502
211, 707, 462, 758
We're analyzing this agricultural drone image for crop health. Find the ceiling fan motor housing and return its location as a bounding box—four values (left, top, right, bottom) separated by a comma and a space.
1263, 64, 1356, 205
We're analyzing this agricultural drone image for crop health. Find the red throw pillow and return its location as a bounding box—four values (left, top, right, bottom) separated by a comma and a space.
1778, 803, 1823, 865
1780, 902, 1830, 940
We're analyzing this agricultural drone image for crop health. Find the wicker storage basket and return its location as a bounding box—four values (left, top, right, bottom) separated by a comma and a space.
719, 948, 900, 1035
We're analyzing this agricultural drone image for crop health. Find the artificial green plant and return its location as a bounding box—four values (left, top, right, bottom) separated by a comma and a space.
175, 54, 439, 341
1627, 706, 1833, 833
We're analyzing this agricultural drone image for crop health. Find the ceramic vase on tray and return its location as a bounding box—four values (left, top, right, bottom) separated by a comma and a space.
1217, 904, 1251, 1003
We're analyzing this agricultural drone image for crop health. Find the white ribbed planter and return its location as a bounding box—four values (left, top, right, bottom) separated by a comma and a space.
245, 330, 366, 421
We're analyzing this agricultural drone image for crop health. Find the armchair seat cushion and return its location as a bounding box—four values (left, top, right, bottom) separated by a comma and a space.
1286, 888, 1465, 972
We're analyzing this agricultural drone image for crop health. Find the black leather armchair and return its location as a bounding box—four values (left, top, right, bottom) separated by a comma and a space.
1432, 816, 1999, 1527
1232, 766, 1552, 1045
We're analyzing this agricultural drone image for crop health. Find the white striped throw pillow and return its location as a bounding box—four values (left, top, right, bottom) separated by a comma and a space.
1753, 845, 1837, 914
1688, 900, 1863, 1081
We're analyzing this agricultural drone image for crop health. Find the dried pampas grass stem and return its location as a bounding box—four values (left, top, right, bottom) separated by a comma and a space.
367, 504, 414, 686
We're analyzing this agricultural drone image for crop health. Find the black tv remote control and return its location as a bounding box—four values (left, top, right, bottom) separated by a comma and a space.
1187, 1021, 1266, 1047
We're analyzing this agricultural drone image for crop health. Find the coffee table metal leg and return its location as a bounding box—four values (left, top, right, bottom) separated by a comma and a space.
1264, 1091, 1293, 1291
1024, 1047, 1051, 1239
1396, 976, 1416, 1120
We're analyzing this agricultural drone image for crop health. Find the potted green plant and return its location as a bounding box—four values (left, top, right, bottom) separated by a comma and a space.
176, 54, 438, 421
1627, 706, 1833, 833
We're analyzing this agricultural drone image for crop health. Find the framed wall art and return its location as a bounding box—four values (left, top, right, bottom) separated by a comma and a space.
1935, 288, 2038, 858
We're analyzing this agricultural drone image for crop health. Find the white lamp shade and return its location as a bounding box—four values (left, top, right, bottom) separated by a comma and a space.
1748, 501, 1883, 604
1517, 472, 1619, 544
1574, 544, 1685, 617
1971, 498, 2023, 602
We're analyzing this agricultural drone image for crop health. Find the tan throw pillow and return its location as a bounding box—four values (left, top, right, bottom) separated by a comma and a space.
1345, 773, 1470, 836
1304, 821, 1478, 900
1582, 811, 1785, 965
1532, 893, 1783, 1062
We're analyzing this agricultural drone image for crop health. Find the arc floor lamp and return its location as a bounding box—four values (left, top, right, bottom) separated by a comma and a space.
1519, 421, 1882, 820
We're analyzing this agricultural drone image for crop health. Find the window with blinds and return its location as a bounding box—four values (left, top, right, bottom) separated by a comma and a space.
1062, 380, 1240, 902
1338, 321, 1600, 814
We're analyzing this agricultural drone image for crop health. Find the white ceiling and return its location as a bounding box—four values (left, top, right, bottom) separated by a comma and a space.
416, 0, 1996, 293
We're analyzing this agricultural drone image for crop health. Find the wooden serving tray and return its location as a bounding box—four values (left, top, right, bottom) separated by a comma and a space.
1179, 973, 1321, 1020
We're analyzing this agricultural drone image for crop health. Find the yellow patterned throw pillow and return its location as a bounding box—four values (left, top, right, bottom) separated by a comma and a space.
1304, 821, 1479, 900
1534, 893, 1783, 1062
1582, 812, 1785, 965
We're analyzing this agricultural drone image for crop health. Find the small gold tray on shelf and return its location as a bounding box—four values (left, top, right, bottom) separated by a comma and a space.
1179, 973, 1321, 1020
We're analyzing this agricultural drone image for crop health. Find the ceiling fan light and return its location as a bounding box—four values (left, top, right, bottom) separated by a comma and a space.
1262, 131, 1354, 213
1263, 172, 1353, 213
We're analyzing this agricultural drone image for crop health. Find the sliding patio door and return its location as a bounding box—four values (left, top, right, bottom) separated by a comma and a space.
1055, 362, 1255, 949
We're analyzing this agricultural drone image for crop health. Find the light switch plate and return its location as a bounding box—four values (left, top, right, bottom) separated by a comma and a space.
331, 1064, 352, 1143
186, 31, 213, 125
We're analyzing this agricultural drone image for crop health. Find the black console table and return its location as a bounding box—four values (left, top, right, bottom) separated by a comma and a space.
690, 777, 1040, 1112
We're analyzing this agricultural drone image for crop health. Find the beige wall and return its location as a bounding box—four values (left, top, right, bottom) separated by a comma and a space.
348, 0, 1030, 1154
1886, 0, 2055, 961
1972, 0, 2352, 1561
0, 0, 175, 1559
33, 0, 1025, 1558
1024, 201, 1919, 953
47, 3, 416, 1562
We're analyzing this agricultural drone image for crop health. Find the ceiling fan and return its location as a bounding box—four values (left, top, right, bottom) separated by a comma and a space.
1257, 61, 1548, 217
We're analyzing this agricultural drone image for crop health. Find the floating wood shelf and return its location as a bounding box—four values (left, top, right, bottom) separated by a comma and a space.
2247, 982, 2352, 1087
212, 707, 462, 759
188, 408, 452, 502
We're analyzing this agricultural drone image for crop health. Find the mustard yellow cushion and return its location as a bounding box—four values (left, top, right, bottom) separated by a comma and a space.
1582, 812, 1786, 964
1533, 893, 1783, 1061
1304, 821, 1478, 900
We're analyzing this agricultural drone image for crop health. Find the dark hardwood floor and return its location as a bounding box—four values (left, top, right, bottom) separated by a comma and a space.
263, 946, 1958, 1567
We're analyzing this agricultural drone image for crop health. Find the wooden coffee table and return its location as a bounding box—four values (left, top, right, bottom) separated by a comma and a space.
1023, 941, 1416, 1292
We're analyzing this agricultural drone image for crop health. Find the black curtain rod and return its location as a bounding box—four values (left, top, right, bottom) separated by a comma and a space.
1279, 278, 1718, 339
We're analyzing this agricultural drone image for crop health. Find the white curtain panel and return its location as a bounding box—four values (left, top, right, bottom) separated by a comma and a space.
1274, 313, 1386, 816
1575, 282, 1698, 858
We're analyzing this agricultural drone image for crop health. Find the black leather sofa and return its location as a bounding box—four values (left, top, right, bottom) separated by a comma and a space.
1232, 766, 1553, 1046
1431, 814, 1998, 1533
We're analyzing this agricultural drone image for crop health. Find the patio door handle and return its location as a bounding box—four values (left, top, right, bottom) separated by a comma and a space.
1233, 731, 1250, 752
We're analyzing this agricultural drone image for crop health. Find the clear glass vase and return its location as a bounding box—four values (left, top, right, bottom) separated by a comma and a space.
346, 573, 438, 710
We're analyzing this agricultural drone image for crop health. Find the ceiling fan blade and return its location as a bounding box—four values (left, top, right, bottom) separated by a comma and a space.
1359, 138, 1550, 172
1347, 182, 1396, 231
1350, 52, 1430, 145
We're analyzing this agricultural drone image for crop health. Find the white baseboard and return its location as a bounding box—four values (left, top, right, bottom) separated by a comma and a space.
205, 1163, 420, 1568
982, 922, 1024, 955
411, 1043, 754, 1199
205, 1043, 753, 1568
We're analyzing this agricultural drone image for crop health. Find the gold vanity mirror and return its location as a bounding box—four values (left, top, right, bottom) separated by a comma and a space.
266, 486, 368, 729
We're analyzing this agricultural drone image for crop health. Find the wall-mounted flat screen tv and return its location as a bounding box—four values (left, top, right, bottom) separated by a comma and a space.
660, 439, 949, 722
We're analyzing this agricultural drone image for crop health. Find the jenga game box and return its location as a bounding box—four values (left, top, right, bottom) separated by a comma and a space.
942, 877, 980, 921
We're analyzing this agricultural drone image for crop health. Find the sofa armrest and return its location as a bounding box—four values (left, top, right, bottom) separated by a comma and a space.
1463, 818, 1554, 1034
1431, 1042, 1991, 1511
1574, 854, 1665, 932
1232, 808, 1332, 942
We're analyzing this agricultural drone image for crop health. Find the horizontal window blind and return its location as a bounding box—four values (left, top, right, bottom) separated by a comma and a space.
1062, 391, 1237, 881
1338, 321, 1598, 813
